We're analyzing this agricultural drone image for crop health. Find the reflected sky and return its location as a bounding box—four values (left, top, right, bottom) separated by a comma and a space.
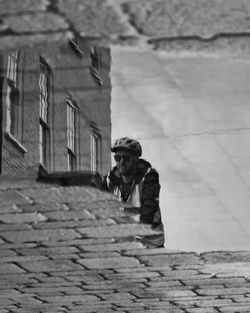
111, 46, 250, 252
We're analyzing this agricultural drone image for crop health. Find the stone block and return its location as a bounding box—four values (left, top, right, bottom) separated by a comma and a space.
0, 263, 25, 274
122, 0, 250, 38
82, 242, 144, 252
3, 13, 69, 33
44, 209, 95, 221
0, 228, 81, 243
0, 212, 47, 224
18, 259, 84, 273
0, 0, 48, 14
77, 223, 156, 238
139, 253, 201, 267
57, 0, 130, 36
0, 190, 31, 206
201, 251, 250, 263
78, 256, 140, 269
42, 294, 99, 304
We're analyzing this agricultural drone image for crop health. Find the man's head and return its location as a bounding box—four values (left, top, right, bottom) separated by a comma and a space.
111, 137, 142, 176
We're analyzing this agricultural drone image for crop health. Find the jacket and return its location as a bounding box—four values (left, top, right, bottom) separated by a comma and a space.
102, 158, 165, 247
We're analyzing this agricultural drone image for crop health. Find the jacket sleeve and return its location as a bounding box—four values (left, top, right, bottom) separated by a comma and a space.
140, 169, 162, 226
100, 174, 110, 191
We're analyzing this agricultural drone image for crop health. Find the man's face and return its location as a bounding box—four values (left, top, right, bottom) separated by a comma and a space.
114, 149, 137, 175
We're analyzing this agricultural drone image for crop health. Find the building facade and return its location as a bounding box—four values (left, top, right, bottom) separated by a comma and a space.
0, 37, 111, 178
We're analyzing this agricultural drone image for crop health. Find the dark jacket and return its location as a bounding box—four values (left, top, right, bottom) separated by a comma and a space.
102, 159, 165, 247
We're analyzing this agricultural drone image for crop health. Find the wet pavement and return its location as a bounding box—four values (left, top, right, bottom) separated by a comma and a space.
1, 179, 250, 312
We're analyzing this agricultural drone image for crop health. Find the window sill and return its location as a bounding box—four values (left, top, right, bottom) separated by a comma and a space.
5, 132, 28, 153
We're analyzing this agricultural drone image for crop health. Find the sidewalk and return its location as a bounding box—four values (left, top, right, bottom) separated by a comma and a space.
1, 180, 250, 313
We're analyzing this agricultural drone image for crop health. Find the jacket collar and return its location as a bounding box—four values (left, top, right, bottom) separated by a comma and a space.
109, 158, 152, 185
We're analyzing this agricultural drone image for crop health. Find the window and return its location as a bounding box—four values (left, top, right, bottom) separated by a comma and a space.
39, 58, 51, 168
89, 46, 103, 86
6, 50, 20, 137
90, 124, 101, 173
90, 133, 98, 172
67, 98, 77, 171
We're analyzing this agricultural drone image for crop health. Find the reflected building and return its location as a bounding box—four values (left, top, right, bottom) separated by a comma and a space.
0, 37, 111, 181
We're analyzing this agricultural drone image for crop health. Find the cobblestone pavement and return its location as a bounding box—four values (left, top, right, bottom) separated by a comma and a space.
0, 180, 250, 313
1, 0, 250, 53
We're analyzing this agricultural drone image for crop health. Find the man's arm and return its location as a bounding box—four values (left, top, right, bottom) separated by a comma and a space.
140, 169, 162, 226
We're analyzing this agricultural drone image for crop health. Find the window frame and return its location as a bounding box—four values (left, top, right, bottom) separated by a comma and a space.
90, 126, 101, 173
66, 98, 77, 171
39, 57, 52, 169
5, 50, 22, 140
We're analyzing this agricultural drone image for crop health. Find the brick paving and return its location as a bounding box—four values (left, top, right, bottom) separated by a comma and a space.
0, 180, 249, 312
1, 0, 250, 53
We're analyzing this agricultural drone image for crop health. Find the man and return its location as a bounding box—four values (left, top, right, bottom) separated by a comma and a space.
102, 137, 165, 248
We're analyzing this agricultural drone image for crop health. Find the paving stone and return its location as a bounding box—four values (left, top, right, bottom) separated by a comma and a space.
0, 273, 44, 286
3, 13, 69, 33
42, 238, 115, 247
89, 207, 128, 219
222, 295, 250, 303
0, 301, 14, 308
124, 248, 181, 256
79, 252, 121, 258
21, 186, 115, 204
219, 304, 250, 312
202, 262, 250, 278
0, 255, 48, 263
0, 32, 73, 49
197, 287, 250, 296
18, 259, 84, 273
100, 292, 135, 301
202, 251, 250, 263
146, 281, 186, 288
58, 0, 130, 37
104, 271, 160, 280
18, 246, 80, 256
181, 277, 247, 286
0, 243, 37, 249
18, 203, 70, 213
0, 249, 17, 257
0, 212, 47, 224
185, 309, 219, 313
0, 263, 25, 274
0, 204, 22, 214
0, 190, 31, 206
49, 253, 79, 260
0, 289, 22, 298
122, 0, 250, 38
34, 218, 116, 229
0, 0, 48, 14
43, 209, 95, 221
174, 298, 233, 307
0, 228, 81, 243
20, 285, 84, 296
42, 294, 99, 304
139, 253, 201, 267
82, 242, 144, 252
135, 289, 196, 299
78, 256, 140, 269
117, 266, 171, 272
11, 294, 43, 305
0, 223, 32, 232
77, 223, 157, 238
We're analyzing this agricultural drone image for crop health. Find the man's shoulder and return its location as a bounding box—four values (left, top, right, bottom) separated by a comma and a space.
138, 159, 159, 177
